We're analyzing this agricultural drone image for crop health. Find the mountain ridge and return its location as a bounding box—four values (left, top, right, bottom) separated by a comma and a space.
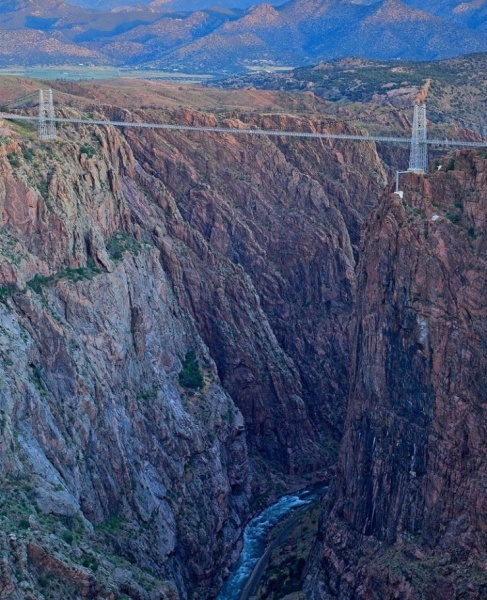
58, 0, 487, 31
0, 0, 486, 72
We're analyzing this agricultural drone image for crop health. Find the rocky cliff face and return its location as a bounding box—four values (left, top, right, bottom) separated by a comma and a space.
119, 108, 387, 472
0, 123, 251, 600
0, 87, 387, 599
305, 151, 487, 599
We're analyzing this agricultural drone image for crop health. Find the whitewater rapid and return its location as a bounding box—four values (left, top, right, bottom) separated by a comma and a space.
217, 485, 327, 599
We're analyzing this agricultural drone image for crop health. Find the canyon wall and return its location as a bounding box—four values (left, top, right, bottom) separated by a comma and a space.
2, 87, 485, 599
0, 98, 386, 599
306, 151, 487, 599
120, 108, 387, 471
0, 123, 251, 599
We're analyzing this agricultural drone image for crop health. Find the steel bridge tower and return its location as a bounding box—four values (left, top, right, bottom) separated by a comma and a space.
38, 89, 57, 141
408, 103, 427, 173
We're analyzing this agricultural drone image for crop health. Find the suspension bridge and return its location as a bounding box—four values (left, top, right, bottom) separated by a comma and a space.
1, 89, 487, 174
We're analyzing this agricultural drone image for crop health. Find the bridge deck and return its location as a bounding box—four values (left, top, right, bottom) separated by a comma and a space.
1, 113, 486, 148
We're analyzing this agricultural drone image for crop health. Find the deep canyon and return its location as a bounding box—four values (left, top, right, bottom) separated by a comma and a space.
0, 79, 485, 599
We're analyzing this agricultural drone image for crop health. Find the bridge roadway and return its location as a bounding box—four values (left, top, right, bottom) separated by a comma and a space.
1, 112, 487, 148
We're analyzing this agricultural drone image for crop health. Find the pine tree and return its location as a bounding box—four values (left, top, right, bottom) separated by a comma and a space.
179, 349, 204, 390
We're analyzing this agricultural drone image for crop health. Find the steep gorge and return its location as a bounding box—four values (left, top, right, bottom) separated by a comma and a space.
1, 81, 484, 600
0, 84, 387, 599
119, 107, 387, 470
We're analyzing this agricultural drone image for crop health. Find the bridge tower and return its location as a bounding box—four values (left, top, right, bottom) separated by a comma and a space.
38, 89, 57, 141
408, 103, 427, 173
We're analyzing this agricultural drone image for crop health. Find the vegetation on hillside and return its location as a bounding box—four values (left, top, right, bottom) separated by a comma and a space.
179, 349, 204, 390
219, 53, 487, 138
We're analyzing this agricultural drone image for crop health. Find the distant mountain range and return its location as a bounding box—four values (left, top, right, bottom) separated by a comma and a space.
65, 0, 285, 8
402, 0, 487, 31
65, 0, 487, 27
0, 0, 486, 73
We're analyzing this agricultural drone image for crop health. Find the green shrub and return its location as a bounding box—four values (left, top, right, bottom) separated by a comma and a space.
7, 153, 20, 167
27, 273, 54, 293
137, 390, 157, 401
96, 513, 123, 534
446, 158, 455, 172
81, 556, 99, 570
90, 558, 99, 571
26, 264, 101, 294
107, 232, 141, 263
0, 287, 14, 301
79, 144, 96, 159
179, 349, 204, 390
61, 530, 74, 545
36, 178, 49, 202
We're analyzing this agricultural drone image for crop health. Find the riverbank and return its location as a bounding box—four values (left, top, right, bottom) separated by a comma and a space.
217, 485, 327, 600
252, 497, 323, 599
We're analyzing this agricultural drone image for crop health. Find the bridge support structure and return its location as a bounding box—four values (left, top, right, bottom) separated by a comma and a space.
38, 89, 57, 141
395, 104, 429, 197
408, 103, 427, 173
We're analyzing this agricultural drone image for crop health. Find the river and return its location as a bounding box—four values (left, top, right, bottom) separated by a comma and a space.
217, 484, 327, 600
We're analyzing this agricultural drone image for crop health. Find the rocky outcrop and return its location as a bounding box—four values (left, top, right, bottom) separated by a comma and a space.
305, 151, 487, 599
121, 109, 387, 472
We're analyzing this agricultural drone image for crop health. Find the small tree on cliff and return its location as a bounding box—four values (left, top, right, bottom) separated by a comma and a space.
179, 349, 204, 390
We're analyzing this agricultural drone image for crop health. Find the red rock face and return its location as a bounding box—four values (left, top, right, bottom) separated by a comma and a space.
305, 151, 487, 599
0, 102, 386, 598
121, 109, 387, 474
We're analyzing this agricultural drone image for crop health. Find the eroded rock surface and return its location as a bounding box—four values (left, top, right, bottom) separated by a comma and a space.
0, 93, 386, 598
305, 151, 487, 599
0, 124, 251, 599
122, 109, 387, 472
